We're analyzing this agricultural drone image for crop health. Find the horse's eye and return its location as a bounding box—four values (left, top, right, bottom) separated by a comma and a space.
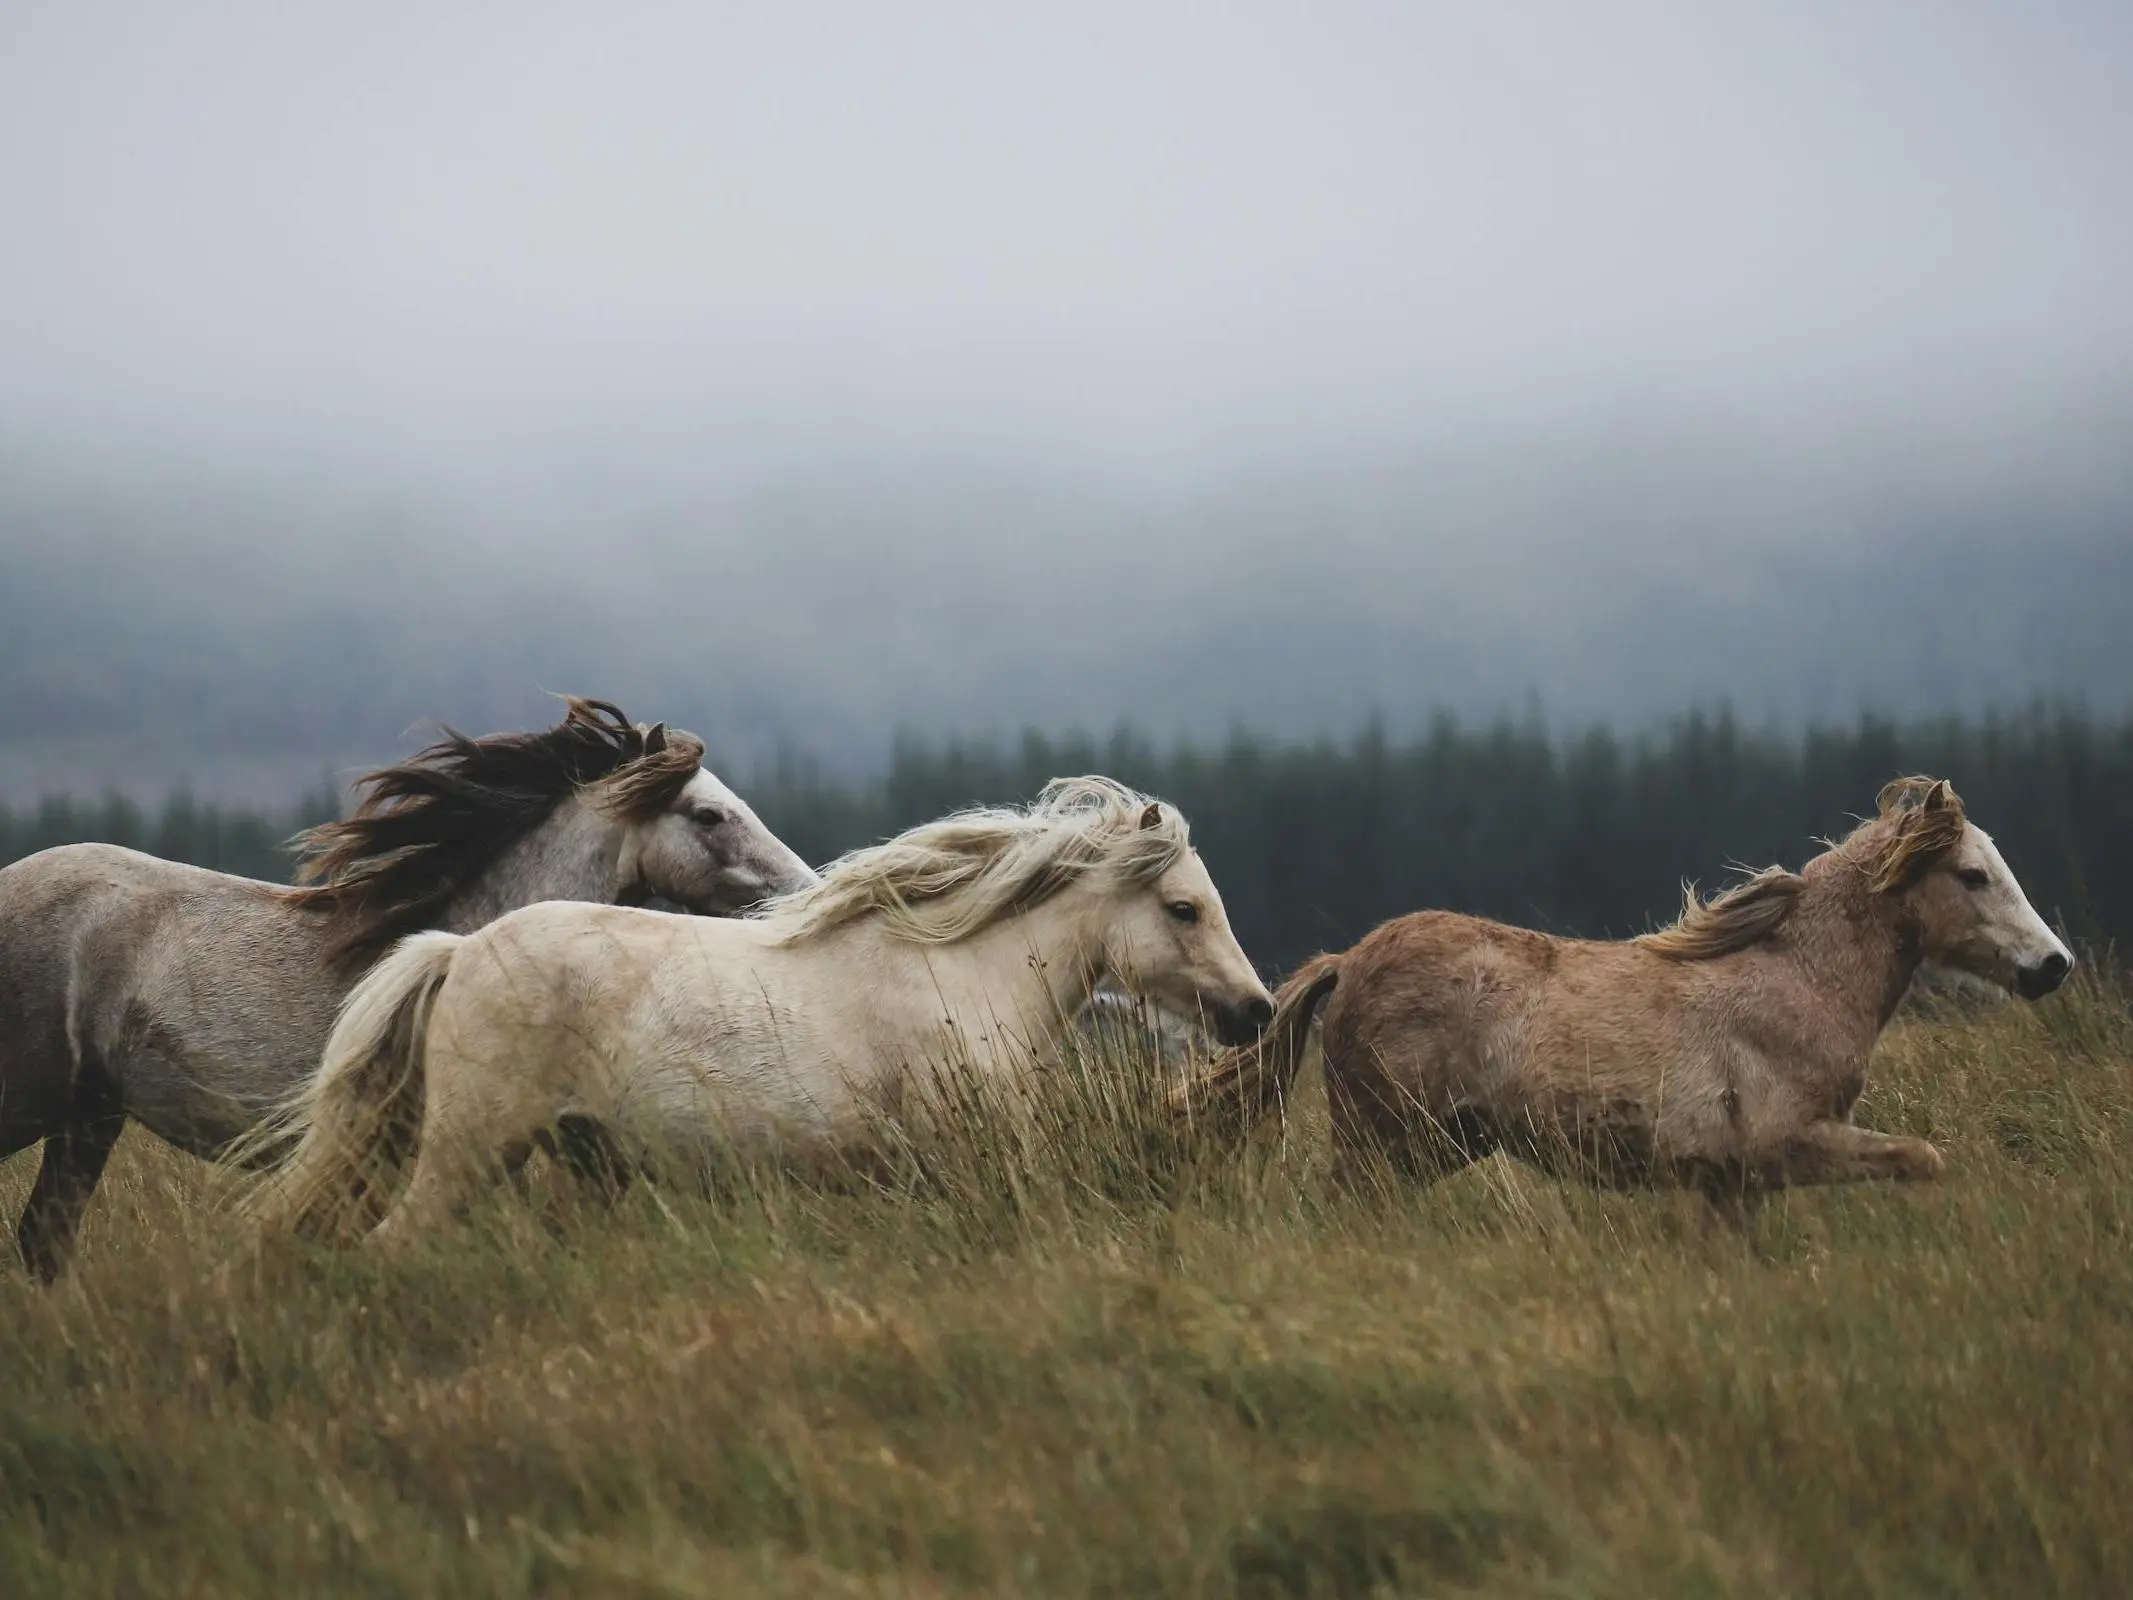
691, 806, 727, 830
1957, 867, 1989, 890
1166, 900, 1200, 926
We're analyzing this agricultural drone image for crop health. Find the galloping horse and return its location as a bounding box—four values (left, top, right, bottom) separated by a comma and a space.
0, 697, 815, 1278
1170, 778, 2073, 1196
249, 776, 1275, 1247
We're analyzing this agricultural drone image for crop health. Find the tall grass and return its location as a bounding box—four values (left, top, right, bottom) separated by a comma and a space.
3, 971, 2130, 1596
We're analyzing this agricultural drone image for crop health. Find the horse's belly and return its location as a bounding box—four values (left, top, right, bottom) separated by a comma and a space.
1502, 1051, 1747, 1186
1495, 1086, 1665, 1186
108, 995, 330, 1160
606, 1044, 863, 1161
124, 1086, 257, 1160
119, 1040, 285, 1160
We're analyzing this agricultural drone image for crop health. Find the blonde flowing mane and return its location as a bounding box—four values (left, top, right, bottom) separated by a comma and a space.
755, 776, 1189, 946
1638, 866, 1810, 960
1638, 774, 1969, 961
1856, 774, 1968, 891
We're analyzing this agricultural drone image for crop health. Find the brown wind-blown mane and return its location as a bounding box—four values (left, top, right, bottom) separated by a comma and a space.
1857, 774, 1968, 891
1637, 866, 1810, 960
288, 697, 704, 967
1638, 774, 1969, 962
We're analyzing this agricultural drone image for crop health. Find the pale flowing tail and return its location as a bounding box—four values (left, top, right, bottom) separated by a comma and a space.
243, 930, 462, 1240
1166, 954, 1341, 1145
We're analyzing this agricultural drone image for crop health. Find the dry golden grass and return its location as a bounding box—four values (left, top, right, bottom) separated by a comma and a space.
3, 971, 2130, 1597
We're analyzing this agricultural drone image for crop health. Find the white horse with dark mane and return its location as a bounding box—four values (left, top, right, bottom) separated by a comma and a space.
0, 697, 815, 1278
248, 777, 1274, 1246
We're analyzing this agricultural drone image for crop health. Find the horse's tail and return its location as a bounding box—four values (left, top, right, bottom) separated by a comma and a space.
243, 930, 462, 1240
1167, 953, 1341, 1146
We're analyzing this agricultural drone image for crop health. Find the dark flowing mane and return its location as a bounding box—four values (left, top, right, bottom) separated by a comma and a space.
288, 697, 705, 967
1637, 774, 1969, 962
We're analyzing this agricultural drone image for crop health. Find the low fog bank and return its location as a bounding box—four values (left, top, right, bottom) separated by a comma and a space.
3, 400, 2128, 804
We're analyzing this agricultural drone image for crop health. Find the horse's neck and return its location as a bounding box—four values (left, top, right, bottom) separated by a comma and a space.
439, 796, 623, 932
857, 889, 1109, 1066
1785, 861, 1921, 1038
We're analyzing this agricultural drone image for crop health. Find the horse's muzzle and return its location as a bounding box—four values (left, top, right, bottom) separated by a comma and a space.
1213, 996, 1276, 1047
2016, 950, 2073, 1001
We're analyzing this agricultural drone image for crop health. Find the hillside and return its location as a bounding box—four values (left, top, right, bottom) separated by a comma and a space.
2, 975, 2128, 1595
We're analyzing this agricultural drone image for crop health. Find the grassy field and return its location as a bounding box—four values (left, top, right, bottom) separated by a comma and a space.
2, 970, 2130, 1598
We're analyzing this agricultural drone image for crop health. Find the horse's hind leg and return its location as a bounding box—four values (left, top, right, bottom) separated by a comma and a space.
365, 1078, 561, 1253
545, 1114, 637, 1202
1325, 1067, 1489, 1195
369, 1134, 524, 1253
18, 1074, 126, 1283
1331, 1121, 1490, 1195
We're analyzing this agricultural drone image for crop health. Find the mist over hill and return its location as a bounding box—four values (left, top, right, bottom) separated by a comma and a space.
4, 2, 2129, 802
3, 393, 2128, 804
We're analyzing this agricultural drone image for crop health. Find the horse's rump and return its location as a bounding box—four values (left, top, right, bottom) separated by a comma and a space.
242, 931, 463, 1240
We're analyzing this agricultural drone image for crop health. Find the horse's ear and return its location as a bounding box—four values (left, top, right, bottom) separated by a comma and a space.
1924, 778, 1951, 812
643, 722, 668, 755
1139, 802, 1163, 831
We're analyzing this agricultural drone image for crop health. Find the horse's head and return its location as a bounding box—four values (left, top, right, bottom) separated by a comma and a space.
611, 726, 818, 915
1097, 803, 1273, 1047
1875, 778, 2073, 1001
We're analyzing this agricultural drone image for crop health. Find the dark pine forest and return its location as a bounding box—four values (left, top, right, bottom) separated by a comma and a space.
4, 706, 2127, 976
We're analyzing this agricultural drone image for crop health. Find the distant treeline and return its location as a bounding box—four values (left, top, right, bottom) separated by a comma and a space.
4, 707, 2128, 975
0, 785, 343, 887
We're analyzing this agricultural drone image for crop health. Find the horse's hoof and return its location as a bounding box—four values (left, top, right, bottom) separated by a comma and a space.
1904, 1140, 1946, 1180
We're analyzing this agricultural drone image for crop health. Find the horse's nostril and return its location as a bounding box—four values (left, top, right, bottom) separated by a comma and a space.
2019, 951, 2073, 999
1245, 997, 1274, 1030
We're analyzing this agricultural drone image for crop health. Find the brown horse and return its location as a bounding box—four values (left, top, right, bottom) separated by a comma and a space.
1169, 778, 2074, 1196
0, 698, 816, 1279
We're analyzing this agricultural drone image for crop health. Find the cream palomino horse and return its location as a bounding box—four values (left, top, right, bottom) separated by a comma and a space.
251, 777, 1274, 1244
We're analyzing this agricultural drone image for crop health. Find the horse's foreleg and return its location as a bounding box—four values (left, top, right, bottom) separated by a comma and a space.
1755, 1119, 1944, 1188
18, 1096, 125, 1283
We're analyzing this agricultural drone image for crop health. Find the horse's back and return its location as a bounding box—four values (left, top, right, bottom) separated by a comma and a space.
429, 900, 839, 1148
1324, 908, 1554, 1029
0, 840, 286, 934
431, 899, 760, 1059
0, 843, 339, 1154
1320, 908, 1698, 1104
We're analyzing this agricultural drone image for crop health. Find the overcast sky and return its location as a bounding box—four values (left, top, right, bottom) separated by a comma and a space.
1, 3, 2129, 797
4, 0, 2128, 478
